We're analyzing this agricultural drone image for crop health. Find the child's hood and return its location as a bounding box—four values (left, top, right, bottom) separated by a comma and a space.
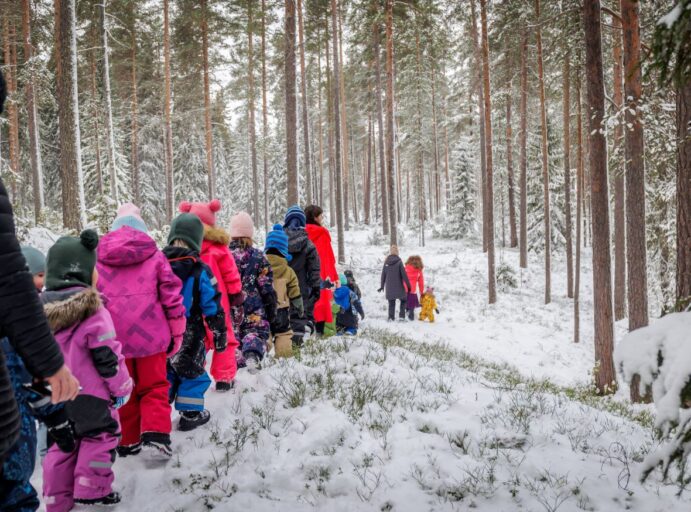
334, 286, 352, 310
41, 286, 103, 333
267, 253, 288, 273
203, 224, 231, 246
163, 245, 200, 282
98, 226, 158, 267
385, 254, 402, 266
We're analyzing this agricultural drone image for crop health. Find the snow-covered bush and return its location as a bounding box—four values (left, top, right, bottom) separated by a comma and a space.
614, 312, 691, 492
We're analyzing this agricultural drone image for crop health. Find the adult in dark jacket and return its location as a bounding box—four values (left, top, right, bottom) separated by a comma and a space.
0, 69, 80, 469
284, 206, 321, 346
379, 245, 411, 321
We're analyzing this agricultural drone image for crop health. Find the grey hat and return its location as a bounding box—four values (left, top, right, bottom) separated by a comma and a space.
21, 246, 46, 275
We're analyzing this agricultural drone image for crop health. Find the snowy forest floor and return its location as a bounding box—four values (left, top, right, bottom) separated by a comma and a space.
30, 225, 687, 511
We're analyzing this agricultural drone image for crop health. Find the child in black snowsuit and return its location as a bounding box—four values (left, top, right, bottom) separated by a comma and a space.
163, 214, 227, 432
334, 274, 365, 335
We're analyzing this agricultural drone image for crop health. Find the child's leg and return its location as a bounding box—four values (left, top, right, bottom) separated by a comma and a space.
167, 365, 180, 404
274, 331, 294, 358
43, 441, 79, 512
135, 352, 172, 441
419, 308, 427, 321
209, 328, 239, 383
429, 311, 435, 323
73, 431, 119, 502
240, 318, 271, 360
118, 358, 141, 447
398, 300, 406, 319
175, 372, 211, 412
387, 300, 396, 320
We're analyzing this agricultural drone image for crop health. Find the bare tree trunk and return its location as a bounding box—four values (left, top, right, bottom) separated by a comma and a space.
575, 75, 584, 343
163, 0, 174, 222
317, 23, 325, 208
330, 0, 345, 263
21, 0, 44, 221
88, 24, 103, 196
479, 0, 497, 304
621, 0, 648, 338
337, 7, 350, 229
101, 1, 118, 201
56, 0, 86, 229
442, 102, 451, 207
285, 0, 298, 204
130, 25, 140, 205
677, 80, 691, 303
612, 14, 626, 320
325, 21, 335, 225
507, 97, 517, 248
563, 52, 574, 298
519, 31, 528, 268
364, 114, 373, 224
431, 65, 441, 217
261, 0, 269, 230
201, 0, 215, 199
584, 0, 616, 394
372, 1, 389, 236
3, 17, 19, 201
297, 0, 312, 206
248, 0, 259, 222
414, 24, 425, 247
384, 0, 397, 246
536, 0, 551, 304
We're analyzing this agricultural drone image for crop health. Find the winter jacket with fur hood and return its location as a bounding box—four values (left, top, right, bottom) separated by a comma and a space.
97, 226, 186, 358
42, 287, 132, 436
380, 255, 411, 301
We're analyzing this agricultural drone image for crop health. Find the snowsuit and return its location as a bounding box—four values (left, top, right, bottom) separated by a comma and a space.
0, 177, 65, 465
419, 292, 438, 323
96, 226, 186, 448
334, 287, 365, 336
305, 224, 338, 329
344, 270, 362, 299
200, 226, 242, 384
164, 246, 227, 413
404, 265, 425, 320
323, 303, 340, 338
41, 287, 132, 512
380, 255, 411, 321
285, 228, 320, 338
229, 243, 277, 362
266, 253, 304, 358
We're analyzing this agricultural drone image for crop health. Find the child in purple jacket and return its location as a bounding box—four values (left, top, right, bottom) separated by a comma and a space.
41, 230, 132, 511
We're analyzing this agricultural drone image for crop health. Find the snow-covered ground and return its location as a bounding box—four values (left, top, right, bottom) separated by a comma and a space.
30, 225, 686, 511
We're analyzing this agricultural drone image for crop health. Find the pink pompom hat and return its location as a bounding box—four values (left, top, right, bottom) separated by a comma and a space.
179, 199, 222, 226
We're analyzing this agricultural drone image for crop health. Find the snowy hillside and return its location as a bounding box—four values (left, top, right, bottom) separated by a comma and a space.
30, 226, 686, 511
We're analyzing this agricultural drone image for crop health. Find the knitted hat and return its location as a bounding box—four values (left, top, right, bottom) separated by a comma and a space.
45, 230, 99, 291
339, 273, 348, 286
21, 246, 46, 275
179, 199, 222, 226
229, 212, 255, 239
284, 205, 306, 229
168, 213, 204, 253
265, 224, 292, 261
111, 202, 147, 233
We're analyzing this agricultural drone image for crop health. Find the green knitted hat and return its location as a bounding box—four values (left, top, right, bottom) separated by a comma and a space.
21, 246, 46, 275
168, 213, 204, 253
45, 230, 99, 291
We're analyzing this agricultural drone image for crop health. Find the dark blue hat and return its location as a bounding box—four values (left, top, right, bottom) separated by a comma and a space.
265, 224, 292, 261
284, 205, 306, 229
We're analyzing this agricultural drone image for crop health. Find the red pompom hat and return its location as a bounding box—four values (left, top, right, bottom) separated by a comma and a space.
178, 199, 222, 226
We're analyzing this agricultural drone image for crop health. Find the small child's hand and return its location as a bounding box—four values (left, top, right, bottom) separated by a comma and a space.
377, 288, 383, 293
113, 394, 130, 409
435, 308, 440, 314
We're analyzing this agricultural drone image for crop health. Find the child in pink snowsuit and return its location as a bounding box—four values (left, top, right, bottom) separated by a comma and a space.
41, 230, 132, 511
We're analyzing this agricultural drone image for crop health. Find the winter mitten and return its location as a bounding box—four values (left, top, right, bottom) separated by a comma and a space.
113, 394, 130, 409
360, 312, 365, 320
321, 278, 335, 290
228, 292, 244, 308
435, 308, 440, 314
377, 288, 383, 293
168, 316, 187, 339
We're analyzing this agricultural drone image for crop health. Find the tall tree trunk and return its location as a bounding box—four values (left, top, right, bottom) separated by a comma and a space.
22, 0, 44, 221
507, 97, 517, 248
442, 102, 451, 207
201, 0, 215, 199
130, 25, 140, 205
3, 17, 19, 201
384, 0, 397, 246
431, 65, 441, 216
479, 0, 497, 304
372, 1, 389, 236
56, 0, 86, 229
248, 0, 259, 223
317, 23, 325, 208
364, 114, 373, 224
285, 0, 298, 204
330, 0, 345, 263
414, 25, 425, 247
677, 80, 691, 304
536, 0, 551, 304
583, 0, 616, 394
621, 0, 648, 337
261, 0, 269, 231
575, 74, 584, 343
297, 0, 312, 206
563, 51, 574, 298
88, 23, 103, 196
163, 0, 174, 222
470, 1, 487, 254
337, 7, 350, 229
519, 31, 528, 268
101, 1, 118, 201
325, 20, 335, 225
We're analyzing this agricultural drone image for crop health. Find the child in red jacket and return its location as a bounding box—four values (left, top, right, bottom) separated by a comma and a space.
404, 256, 425, 321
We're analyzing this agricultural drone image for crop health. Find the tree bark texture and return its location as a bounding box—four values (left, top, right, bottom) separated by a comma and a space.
130, 25, 140, 205
201, 0, 215, 199
507, 98, 517, 248
677, 80, 691, 303
519, 31, 528, 269
330, 0, 345, 263
248, 0, 260, 223
384, 0, 397, 246
297, 0, 312, 206
285, 0, 298, 205
101, 1, 118, 202
563, 52, 574, 298
575, 75, 584, 343
372, 2, 389, 236
163, 0, 174, 222
261, 0, 270, 231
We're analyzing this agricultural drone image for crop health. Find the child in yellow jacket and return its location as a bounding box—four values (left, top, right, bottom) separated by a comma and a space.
419, 287, 439, 323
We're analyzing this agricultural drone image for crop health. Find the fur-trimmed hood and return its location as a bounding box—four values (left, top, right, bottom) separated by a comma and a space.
203, 224, 230, 246
42, 287, 102, 333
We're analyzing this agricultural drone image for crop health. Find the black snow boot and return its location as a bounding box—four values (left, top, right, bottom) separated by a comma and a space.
215, 381, 234, 392
116, 442, 142, 458
178, 410, 211, 432
74, 492, 121, 506
141, 432, 172, 460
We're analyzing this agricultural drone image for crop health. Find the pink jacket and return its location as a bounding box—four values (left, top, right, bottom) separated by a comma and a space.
404, 265, 425, 295
97, 226, 186, 358
43, 287, 132, 401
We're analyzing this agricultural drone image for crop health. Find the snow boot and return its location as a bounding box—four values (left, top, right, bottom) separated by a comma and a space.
245, 353, 261, 375
116, 442, 142, 458
274, 332, 293, 358
215, 381, 234, 392
141, 433, 172, 460
74, 492, 121, 506
178, 410, 211, 432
